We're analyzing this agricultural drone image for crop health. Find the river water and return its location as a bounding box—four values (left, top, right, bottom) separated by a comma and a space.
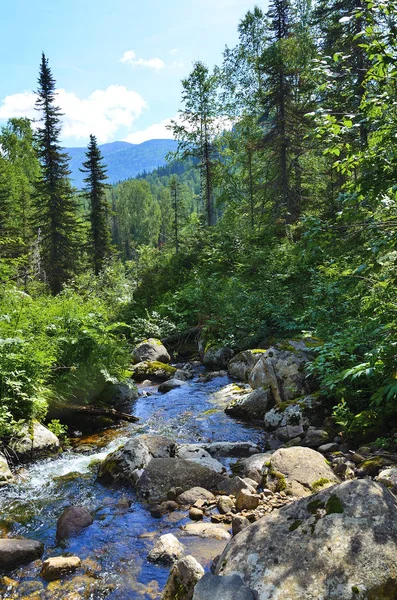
0, 374, 267, 599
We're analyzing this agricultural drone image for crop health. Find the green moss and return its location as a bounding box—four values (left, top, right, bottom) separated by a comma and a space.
359, 456, 389, 476
274, 471, 286, 492
325, 494, 344, 514
352, 586, 360, 595
250, 349, 267, 354
278, 342, 299, 353
202, 408, 218, 415
311, 477, 331, 492
307, 499, 325, 514
288, 519, 302, 532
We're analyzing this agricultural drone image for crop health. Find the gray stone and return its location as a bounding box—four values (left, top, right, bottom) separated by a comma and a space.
217, 480, 397, 600
175, 445, 226, 474
158, 379, 188, 393
217, 495, 235, 514
139, 434, 174, 458
173, 369, 193, 381
232, 515, 251, 536
162, 555, 204, 600
56, 505, 93, 540
228, 350, 267, 382
0, 539, 44, 570
202, 441, 260, 457
203, 347, 234, 370
0, 453, 14, 486
235, 489, 260, 511
302, 428, 329, 448
217, 476, 256, 497
275, 424, 304, 442
147, 533, 184, 566
180, 523, 231, 540
193, 573, 255, 600
177, 487, 216, 506
234, 453, 273, 483
137, 459, 224, 503
40, 556, 81, 581
96, 381, 139, 405
97, 437, 152, 484
225, 388, 271, 421
264, 404, 305, 430
131, 338, 171, 364
189, 507, 204, 521
265, 446, 340, 497
10, 421, 60, 458
318, 443, 340, 453
131, 361, 177, 382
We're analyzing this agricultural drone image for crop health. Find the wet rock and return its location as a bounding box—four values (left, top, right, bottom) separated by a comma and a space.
0, 538, 44, 570
131, 361, 177, 382
265, 446, 339, 497
56, 506, 93, 541
97, 437, 152, 484
189, 507, 204, 521
136, 458, 224, 503
0, 453, 14, 486
225, 388, 271, 421
203, 347, 234, 370
162, 555, 204, 600
175, 445, 225, 474
318, 442, 339, 453
235, 489, 260, 511
302, 427, 329, 448
232, 515, 250, 536
217, 496, 235, 514
198, 370, 228, 383
217, 476, 256, 496
9, 420, 60, 459
202, 441, 260, 457
217, 480, 397, 600
158, 379, 188, 393
40, 556, 81, 581
177, 487, 216, 506
193, 573, 255, 600
233, 453, 273, 483
139, 434, 174, 459
180, 523, 231, 540
131, 338, 171, 365
147, 533, 184, 566
173, 369, 193, 381
228, 350, 266, 382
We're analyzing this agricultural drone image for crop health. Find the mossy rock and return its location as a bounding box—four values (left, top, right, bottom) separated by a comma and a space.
131, 361, 176, 382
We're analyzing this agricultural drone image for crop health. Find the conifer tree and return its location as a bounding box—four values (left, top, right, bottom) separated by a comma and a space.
80, 134, 111, 275
33, 53, 79, 294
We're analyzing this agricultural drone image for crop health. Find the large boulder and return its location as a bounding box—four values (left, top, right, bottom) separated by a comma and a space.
147, 534, 184, 566
0, 453, 14, 486
193, 573, 255, 600
131, 338, 171, 365
248, 342, 316, 401
217, 480, 397, 600
9, 420, 60, 459
264, 395, 326, 431
225, 388, 271, 421
264, 446, 339, 497
131, 361, 176, 382
203, 347, 234, 370
97, 437, 152, 484
177, 487, 216, 506
136, 458, 224, 503
0, 539, 44, 570
158, 379, 188, 393
95, 381, 139, 406
228, 350, 266, 382
175, 445, 226, 474
162, 555, 204, 600
56, 506, 93, 541
233, 453, 273, 483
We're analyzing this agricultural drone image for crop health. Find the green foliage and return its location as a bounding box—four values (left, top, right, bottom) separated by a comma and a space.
47, 419, 68, 442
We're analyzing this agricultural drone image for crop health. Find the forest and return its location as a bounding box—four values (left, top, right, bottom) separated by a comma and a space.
1, 0, 397, 448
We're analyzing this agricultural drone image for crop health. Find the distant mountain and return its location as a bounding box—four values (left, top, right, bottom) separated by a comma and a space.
66, 139, 178, 188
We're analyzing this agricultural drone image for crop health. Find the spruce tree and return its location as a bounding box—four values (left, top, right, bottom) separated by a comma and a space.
33, 53, 79, 294
80, 134, 111, 275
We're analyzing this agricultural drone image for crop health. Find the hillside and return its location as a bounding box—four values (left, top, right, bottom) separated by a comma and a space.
67, 138, 178, 188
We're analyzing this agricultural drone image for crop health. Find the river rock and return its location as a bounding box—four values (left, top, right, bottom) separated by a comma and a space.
217, 476, 256, 496
173, 369, 193, 381
235, 489, 260, 511
139, 434, 174, 458
97, 437, 152, 484
202, 441, 260, 457
225, 388, 271, 421
180, 523, 231, 540
248, 343, 315, 400
56, 506, 93, 541
147, 533, 184, 566
302, 427, 329, 448
131, 361, 177, 382
9, 420, 60, 458
0, 453, 14, 486
232, 515, 250, 536
376, 467, 397, 493
233, 453, 273, 483
175, 445, 225, 474
274, 424, 304, 442
158, 379, 188, 393
264, 404, 305, 430
131, 338, 171, 365
0, 539, 44, 570
217, 495, 235, 514
162, 555, 204, 600
40, 556, 81, 581
265, 446, 339, 497
228, 350, 267, 382
136, 458, 224, 503
193, 573, 255, 600
95, 381, 139, 406
189, 507, 204, 520
203, 347, 234, 370
217, 479, 397, 599
177, 487, 216, 506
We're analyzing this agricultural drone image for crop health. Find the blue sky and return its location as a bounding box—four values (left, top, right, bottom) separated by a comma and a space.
0, 0, 263, 147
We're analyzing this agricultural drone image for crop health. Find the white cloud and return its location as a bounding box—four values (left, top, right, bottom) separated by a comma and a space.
170, 48, 179, 55
124, 117, 175, 144
120, 50, 165, 70
0, 85, 147, 143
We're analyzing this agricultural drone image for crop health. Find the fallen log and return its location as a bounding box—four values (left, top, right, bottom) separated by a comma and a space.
64, 405, 139, 423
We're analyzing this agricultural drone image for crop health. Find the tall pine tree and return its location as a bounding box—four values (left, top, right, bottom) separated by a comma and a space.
80, 134, 111, 275
33, 53, 79, 294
